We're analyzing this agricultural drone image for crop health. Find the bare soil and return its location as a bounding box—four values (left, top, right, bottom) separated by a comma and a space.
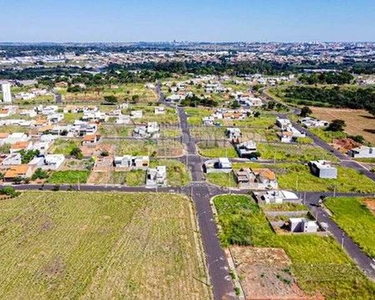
230, 246, 318, 300
311, 107, 375, 144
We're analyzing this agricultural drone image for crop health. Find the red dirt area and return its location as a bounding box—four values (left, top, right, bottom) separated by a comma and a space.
363, 199, 375, 215
332, 138, 361, 153
230, 246, 322, 300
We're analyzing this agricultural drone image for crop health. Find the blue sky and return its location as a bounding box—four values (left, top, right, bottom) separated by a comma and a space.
2, 0, 375, 42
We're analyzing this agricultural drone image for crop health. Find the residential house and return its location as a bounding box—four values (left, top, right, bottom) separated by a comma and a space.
289, 218, 319, 233
234, 168, 277, 189
308, 160, 338, 179
261, 190, 300, 204
0, 153, 22, 166
235, 141, 257, 158
348, 146, 375, 159
226, 128, 242, 140
3, 132, 29, 145
130, 110, 143, 119
203, 158, 232, 174
133, 122, 160, 139
276, 117, 292, 130
155, 106, 166, 115
4, 164, 35, 182
146, 166, 167, 186
10, 141, 33, 153
114, 155, 149, 169
299, 117, 329, 128
82, 134, 100, 145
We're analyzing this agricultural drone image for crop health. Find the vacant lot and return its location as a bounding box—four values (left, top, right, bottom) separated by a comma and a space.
325, 197, 375, 258
49, 139, 81, 156
231, 246, 307, 300
214, 195, 375, 299
112, 139, 185, 157
311, 107, 375, 144
0, 192, 211, 300
270, 163, 375, 193
48, 170, 90, 184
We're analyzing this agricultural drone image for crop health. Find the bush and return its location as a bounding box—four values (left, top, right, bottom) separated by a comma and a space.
0, 186, 20, 198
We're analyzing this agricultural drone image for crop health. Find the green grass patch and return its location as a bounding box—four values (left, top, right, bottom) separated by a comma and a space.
197, 142, 238, 158
325, 197, 375, 258
214, 194, 375, 299
206, 172, 237, 188
269, 163, 375, 193
50, 139, 81, 156
0, 191, 210, 299
309, 128, 347, 143
257, 143, 338, 162
150, 159, 191, 187
48, 170, 90, 184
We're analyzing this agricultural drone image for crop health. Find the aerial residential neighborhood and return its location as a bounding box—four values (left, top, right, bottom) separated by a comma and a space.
1, 1, 375, 300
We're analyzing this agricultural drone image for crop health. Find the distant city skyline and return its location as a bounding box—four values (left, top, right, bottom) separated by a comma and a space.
2, 0, 375, 42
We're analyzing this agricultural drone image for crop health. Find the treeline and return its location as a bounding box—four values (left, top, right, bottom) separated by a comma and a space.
180, 94, 218, 107
299, 72, 354, 85
284, 86, 375, 114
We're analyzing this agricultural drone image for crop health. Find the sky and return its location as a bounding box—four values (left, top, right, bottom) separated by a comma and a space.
1, 0, 375, 42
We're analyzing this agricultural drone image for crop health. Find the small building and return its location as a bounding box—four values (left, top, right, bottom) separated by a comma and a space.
203, 158, 232, 174
261, 190, 300, 204
10, 141, 33, 153
226, 128, 241, 140
348, 146, 375, 159
146, 166, 167, 186
235, 168, 277, 189
154, 106, 166, 115
289, 218, 319, 233
235, 141, 257, 158
4, 165, 34, 182
130, 110, 143, 119
309, 160, 338, 179
114, 155, 150, 169
133, 122, 160, 139
0, 153, 22, 166
276, 118, 292, 130
82, 134, 99, 145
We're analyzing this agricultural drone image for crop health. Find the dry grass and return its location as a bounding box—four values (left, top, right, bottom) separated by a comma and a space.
0, 191, 211, 300
311, 107, 375, 144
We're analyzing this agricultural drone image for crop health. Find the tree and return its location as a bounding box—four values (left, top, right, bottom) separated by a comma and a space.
101, 150, 109, 157
132, 94, 140, 103
326, 119, 346, 132
231, 100, 240, 109
104, 95, 118, 104
70, 147, 83, 159
0, 186, 20, 198
31, 168, 49, 180
254, 111, 261, 118
300, 106, 312, 117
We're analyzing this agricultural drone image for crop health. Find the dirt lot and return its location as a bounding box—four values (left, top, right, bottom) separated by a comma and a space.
231, 246, 314, 300
311, 107, 375, 144
363, 198, 375, 215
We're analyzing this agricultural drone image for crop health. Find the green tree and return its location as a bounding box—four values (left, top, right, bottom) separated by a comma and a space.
300, 106, 312, 117
70, 147, 83, 159
326, 119, 346, 132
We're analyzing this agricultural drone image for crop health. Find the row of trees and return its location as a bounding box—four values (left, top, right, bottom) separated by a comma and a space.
285, 86, 375, 115
299, 71, 354, 85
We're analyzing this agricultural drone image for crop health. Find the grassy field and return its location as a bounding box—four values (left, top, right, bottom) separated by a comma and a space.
150, 159, 191, 187
257, 143, 338, 162
197, 141, 237, 158
311, 107, 375, 144
213, 195, 375, 299
113, 139, 184, 157
185, 107, 213, 126
63, 83, 157, 103
269, 163, 375, 193
309, 127, 347, 143
122, 105, 179, 125
48, 170, 90, 184
325, 197, 375, 258
50, 139, 81, 156
206, 172, 237, 188
0, 192, 211, 299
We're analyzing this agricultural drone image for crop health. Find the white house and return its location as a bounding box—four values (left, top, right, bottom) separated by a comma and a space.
348, 146, 375, 159
289, 218, 319, 233
261, 190, 300, 204
114, 155, 149, 169
146, 166, 167, 186
276, 117, 292, 130
155, 106, 166, 115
